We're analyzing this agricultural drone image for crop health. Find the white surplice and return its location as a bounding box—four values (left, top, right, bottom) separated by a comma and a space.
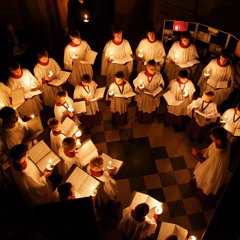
54, 96, 74, 122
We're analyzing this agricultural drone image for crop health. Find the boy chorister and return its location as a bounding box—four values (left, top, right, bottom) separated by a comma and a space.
106, 71, 134, 126
54, 90, 74, 122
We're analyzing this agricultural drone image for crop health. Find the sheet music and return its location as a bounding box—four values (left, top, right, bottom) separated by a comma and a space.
144, 86, 163, 97
234, 128, 240, 137
37, 151, 61, 172
224, 123, 235, 135
112, 55, 133, 64
195, 110, 220, 119
26, 116, 44, 134
72, 101, 86, 114
24, 90, 42, 99
178, 59, 200, 68
61, 117, 79, 137
48, 71, 70, 86
89, 87, 106, 101
29, 140, 51, 164
114, 91, 137, 98
207, 78, 229, 89
79, 50, 98, 65
11, 88, 25, 108
101, 153, 123, 175
163, 91, 184, 106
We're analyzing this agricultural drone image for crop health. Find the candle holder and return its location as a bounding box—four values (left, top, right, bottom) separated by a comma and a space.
138, 49, 143, 58
48, 71, 53, 77
108, 89, 114, 96
75, 130, 82, 138
153, 205, 163, 221
84, 15, 89, 22
68, 105, 74, 113
46, 159, 54, 171
31, 81, 37, 91
76, 139, 81, 148
183, 90, 189, 97
188, 236, 196, 240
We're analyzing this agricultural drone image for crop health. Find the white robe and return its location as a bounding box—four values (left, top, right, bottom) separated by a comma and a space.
222, 108, 240, 136
133, 71, 165, 113
118, 206, 157, 240
197, 59, 235, 105
7, 69, 43, 118
50, 130, 66, 155
106, 81, 133, 114
136, 38, 166, 72
10, 158, 53, 205
193, 142, 231, 195
101, 39, 133, 86
167, 79, 195, 116
54, 96, 74, 122
86, 165, 118, 205
0, 82, 11, 107
33, 58, 62, 107
58, 147, 83, 176
164, 41, 199, 81
64, 41, 93, 86
187, 98, 218, 126
73, 81, 99, 115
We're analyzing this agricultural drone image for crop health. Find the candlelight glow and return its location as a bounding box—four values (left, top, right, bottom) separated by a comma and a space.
75, 130, 82, 137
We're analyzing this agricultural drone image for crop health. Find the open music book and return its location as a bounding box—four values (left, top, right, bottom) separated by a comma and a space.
112, 55, 133, 64
207, 78, 229, 89
114, 91, 137, 98
163, 91, 184, 106
89, 87, 106, 101
26, 116, 44, 140
24, 89, 42, 99
223, 123, 240, 136
195, 110, 220, 119
100, 152, 123, 175
48, 71, 71, 87
65, 165, 100, 198
157, 222, 188, 240
80, 50, 98, 65
143, 86, 163, 97
61, 117, 79, 137
28, 140, 61, 172
178, 59, 200, 68
76, 139, 99, 167
72, 101, 86, 114
11, 88, 25, 109
130, 191, 162, 219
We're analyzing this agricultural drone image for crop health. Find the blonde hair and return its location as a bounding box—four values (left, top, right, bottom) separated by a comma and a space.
89, 156, 104, 172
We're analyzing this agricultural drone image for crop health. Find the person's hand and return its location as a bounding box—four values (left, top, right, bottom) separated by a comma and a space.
72, 58, 78, 63
191, 148, 199, 156
200, 148, 207, 154
44, 169, 52, 178
45, 76, 53, 82
68, 111, 74, 118
107, 58, 114, 63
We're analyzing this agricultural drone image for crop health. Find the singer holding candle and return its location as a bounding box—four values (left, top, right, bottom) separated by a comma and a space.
136, 26, 166, 73
133, 59, 165, 123
10, 144, 53, 205
34, 49, 62, 107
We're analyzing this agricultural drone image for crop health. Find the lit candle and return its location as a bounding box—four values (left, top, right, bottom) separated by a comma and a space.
138, 49, 143, 58
30, 114, 35, 119
75, 130, 82, 137
139, 79, 144, 90
155, 205, 163, 215
220, 114, 227, 123
188, 236, 197, 240
31, 80, 37, 91
175, 25, 179, 31
204, 68, 210, 77
47, 159, 54, 171
72, 51, 78, 59
76, 139, 81, 148
91, 186, 97, 196
183, 90, 189, 97
48, 70, 53, 77
68, 105, 74, 112
108, 87, 114, 96
84, 14, 89, 22
109, 51, 114, 61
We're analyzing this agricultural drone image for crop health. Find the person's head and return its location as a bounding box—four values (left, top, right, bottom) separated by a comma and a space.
146, 59, 157, 74
115, 71, 124, 85
178, 69, 189, 82
9, 61, 21, 76
89, 156, 104, 172
10, 144, 29, 171
146, 27, 156, 42
202, 91, 214, 103
56, 90, 68, 104
37, 49, 49, 63
0, 106, 18, 124
112, 26, 123, 43
47, 118, 61, 130
210, 126, 228, 147
62, 137, 76, 152
219, 49, 231, 66
69, 29, 81, 44
236, 103, 240, 116
165, 235, 179, 240
6, 23, 15, 34
134, 203, 149, 221
58, 182, 75, 200
180, 31, 191, 47
81, 74, 91, 85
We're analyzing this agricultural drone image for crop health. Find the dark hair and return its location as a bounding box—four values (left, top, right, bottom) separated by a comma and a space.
165, 235, 179, 240
56, 90, 68, 98
10, 144, 28, 161
47, 118, 60, 129
112, 25, 123, 34
236, 103, 240, 111
134, 203, 149, 221
37, 48, 48, 59
62, 137, 76, 151
9, 61, 20, 71
210, 126, 228, 146
115, 71, 124, 79
181, 31, 191, 39
203, 91, 214, 97
220, 49, 231, 59
147, 59, 156, 66
0, 106, 16, 120
69, 29, 81, 38
58, 182, 73, 200
81, 74, 91, 83
178, 69, 189, 78
146, 26, 156, 34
